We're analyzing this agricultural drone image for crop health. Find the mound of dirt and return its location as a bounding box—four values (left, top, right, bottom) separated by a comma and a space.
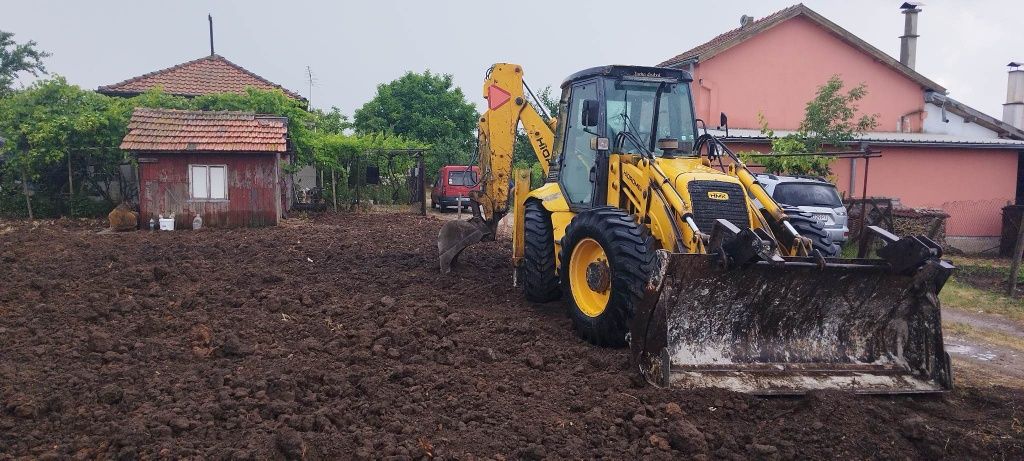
0, 213, 1021, 459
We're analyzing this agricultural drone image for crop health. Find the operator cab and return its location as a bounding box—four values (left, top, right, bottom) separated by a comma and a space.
553, 65, 698, 209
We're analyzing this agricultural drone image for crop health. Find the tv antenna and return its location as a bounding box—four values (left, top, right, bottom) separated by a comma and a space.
306, 66, 318, 106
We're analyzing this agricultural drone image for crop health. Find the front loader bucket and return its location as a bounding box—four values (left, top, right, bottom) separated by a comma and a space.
631, 250, 955, 395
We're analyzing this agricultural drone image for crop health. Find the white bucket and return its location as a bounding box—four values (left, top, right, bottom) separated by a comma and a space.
159, 217, 175, 231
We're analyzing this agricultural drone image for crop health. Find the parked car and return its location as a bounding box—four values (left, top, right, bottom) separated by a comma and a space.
755, 173, 849, 244
431, 165, 480, 211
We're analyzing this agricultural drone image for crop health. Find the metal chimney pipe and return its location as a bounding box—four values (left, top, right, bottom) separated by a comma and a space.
208, 14, 215, 56
899, 3, 922, 69
1004, 62, 1024, 130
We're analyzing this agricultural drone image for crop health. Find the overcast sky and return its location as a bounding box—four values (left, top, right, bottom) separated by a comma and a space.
6, 0, 1022, 121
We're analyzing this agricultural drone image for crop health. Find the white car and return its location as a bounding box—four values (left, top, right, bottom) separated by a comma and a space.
755, 174, 849, 244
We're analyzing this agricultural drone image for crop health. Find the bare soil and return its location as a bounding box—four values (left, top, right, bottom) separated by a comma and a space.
1, 214, 1023, 460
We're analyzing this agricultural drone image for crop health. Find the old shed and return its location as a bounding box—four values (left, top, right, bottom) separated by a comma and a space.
121, 108, 290, 228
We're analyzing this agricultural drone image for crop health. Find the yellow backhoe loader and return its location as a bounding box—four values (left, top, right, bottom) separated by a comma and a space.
438, 63, 954, 394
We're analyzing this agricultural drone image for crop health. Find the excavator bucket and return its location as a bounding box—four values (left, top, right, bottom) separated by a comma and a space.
631, 231, 955, 395
438, 219, 490, 273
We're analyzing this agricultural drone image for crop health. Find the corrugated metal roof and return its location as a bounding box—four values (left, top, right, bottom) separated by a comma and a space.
709, 128, 1024, 148
121, 108, 289, 153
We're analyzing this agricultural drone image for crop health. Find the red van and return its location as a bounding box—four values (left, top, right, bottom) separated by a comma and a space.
431, 165, 480, 211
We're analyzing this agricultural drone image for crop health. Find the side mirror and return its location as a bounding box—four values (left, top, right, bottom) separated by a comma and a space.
581, 100, 599, 128
719, 112, 730, 137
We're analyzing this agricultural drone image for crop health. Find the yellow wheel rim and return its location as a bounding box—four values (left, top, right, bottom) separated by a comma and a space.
569, 237, 611, 317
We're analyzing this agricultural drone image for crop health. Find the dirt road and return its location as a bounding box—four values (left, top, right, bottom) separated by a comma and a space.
1, 214, 1022, 459
944, 308, 1024, 385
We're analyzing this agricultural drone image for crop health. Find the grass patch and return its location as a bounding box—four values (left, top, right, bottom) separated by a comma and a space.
949, 255, 1024, 281
839, 240, 878, 258
944, 321, 1024, 353
941, 279, 1024, 323
840, 241, 859, 258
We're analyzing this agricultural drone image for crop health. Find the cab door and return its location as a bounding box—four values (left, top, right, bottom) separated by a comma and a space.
557, 80, 602, 210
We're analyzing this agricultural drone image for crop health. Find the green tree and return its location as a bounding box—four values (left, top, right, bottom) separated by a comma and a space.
353, 70, 478, 175
0, 77, 123, 217
311, 106, 352, 135
0, 30, 49, 96
741, 75, 877, 177
314, 131, 426, 206
0, 83, 328, 218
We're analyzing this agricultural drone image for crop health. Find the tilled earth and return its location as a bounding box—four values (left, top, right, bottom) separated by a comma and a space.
1, 213, 1022, 460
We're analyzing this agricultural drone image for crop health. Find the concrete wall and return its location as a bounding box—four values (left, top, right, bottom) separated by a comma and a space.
691, 16, 926, 132
689, 14, 1020, 246
730, 141, 1018, 238
923, 103, 1000, 137
830, 146, 1017, 237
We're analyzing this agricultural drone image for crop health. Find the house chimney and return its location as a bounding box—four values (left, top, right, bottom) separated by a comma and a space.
899, 2, 922, 69
740, 15, 754, 28
1005, 62, 1024, 130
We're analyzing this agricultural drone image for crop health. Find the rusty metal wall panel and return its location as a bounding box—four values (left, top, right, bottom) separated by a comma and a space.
138, 153, 280, 228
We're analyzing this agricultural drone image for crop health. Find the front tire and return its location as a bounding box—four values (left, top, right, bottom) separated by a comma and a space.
559, 207, 655, 347
783, 207, 840, 257
519, 200, 561, 302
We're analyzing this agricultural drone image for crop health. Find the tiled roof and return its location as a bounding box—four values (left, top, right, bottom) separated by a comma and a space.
657, 4, 946, 94
709, 128, 1024, 148
98, 54, 306, 101
121, 108, 289, 153
660, 4, 804, 68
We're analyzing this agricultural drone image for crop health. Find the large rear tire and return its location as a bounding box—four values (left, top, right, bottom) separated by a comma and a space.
559, 207, 655, 347
784, 207, 840, 257
519, 200, 561, 302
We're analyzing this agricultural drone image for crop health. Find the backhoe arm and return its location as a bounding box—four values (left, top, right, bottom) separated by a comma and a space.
438, 63, 554, 273
473, 63, 555, 226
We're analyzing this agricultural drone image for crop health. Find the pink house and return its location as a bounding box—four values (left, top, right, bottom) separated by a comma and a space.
659, 3, 1024, 252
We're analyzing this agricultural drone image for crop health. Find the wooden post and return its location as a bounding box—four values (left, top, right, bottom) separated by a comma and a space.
20, 165, 33, 220
354, 155, 362, 208
67, 151, 74, 216
331, 168, 338, 212
1008, 213, 1024, 296
857, 155, 872, 258
274, 152, 282, 224
926, 216, 943, 240
418, 152, 426, 216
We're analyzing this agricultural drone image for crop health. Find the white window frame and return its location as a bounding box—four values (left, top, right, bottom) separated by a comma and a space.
189, 164, 228, 201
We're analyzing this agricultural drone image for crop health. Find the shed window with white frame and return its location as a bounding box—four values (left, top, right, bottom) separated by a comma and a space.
190, 165, 227, 200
